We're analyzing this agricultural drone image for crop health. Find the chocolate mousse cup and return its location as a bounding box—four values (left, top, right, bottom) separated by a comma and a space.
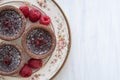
0, 43, 24, 76
22, 24, 56, 59
0, 5, 26, 41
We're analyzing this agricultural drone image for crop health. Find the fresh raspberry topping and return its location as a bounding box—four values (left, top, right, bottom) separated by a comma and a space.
19, 64, 32, 77
3, 21, 9, 26
19, 6, 29, 18
36, 39, 41, 46
39, 15, 51, 25
28, 58, 42, 69
29, 8, 41, 22
4, 58, 11, 65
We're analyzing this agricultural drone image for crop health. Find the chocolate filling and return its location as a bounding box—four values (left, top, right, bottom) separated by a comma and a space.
0, 10, 22, 37
0, 45, 21, 72
27, 29, 52, 55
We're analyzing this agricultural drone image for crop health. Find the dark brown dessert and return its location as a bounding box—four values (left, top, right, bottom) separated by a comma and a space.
22, 24, 56, 59
0, 5, 26, 41
0, 43, 24, 75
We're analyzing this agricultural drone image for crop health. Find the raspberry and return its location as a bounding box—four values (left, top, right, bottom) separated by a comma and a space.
19, 64, 32, 77
28, 58, 42, 69
4, 58, 11, 65
3, 21, 9, 26
36, 40, 41, 46
19, 6, 29, 18
39, 15, 51, 25
29, 8, 41, 22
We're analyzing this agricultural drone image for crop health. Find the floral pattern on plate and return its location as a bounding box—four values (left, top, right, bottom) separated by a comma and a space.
0, 0, 71, 80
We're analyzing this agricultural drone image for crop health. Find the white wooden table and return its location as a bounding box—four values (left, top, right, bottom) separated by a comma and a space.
55, 0, 120, 80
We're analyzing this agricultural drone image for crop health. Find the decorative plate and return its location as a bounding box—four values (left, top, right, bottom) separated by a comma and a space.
0, 0, 71, 80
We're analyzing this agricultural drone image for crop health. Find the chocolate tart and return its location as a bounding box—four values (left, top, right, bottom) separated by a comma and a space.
0, 43, 24, 76
22, 24, 56, 59
0, 5, 26, 41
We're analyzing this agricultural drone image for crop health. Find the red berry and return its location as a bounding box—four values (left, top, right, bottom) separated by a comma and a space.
19, 64, 32, 77
29, 8, 41, 22
36, 40, 41, 46
4, 58, 11, 65
28, 58, 42, 69
39, 15, 51, 25
19, 6, 29, 18
3, 21, 9, 26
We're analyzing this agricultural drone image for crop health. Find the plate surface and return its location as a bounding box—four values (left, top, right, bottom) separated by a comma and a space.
0, 0, 71, 80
